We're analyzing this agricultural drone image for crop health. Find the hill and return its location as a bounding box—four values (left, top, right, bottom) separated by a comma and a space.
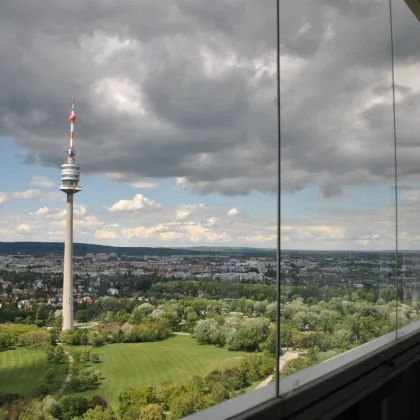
0, 242, 276, 257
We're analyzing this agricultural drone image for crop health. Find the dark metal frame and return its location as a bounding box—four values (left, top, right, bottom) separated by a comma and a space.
228, 327, 420, 420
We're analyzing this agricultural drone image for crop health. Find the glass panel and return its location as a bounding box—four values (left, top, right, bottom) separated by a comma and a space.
0, 2, 278, 420
394, 1, 420, 337
279, 0, 398, 394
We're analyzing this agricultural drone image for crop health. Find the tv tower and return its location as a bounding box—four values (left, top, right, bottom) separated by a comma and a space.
60, 95, 82, 331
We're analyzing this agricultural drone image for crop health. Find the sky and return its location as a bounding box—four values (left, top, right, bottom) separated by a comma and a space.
1, 0, 420, 251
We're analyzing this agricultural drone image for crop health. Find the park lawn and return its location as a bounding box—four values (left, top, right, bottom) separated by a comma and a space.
0, 347, 68, 396
66, 335, 248, 407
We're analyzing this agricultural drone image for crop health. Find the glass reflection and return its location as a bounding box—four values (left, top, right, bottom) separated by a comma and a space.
393, 0, 420, 336
279, 0, 398, 392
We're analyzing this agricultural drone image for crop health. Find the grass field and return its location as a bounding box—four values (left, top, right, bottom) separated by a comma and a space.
66, 335, 248, 406
0, 347, 68, 396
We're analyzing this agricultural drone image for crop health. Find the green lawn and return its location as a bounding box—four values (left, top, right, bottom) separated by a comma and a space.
0, 347, 68, 396
66, 335, 248, 406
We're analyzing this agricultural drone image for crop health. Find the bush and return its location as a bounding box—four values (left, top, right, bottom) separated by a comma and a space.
34, 381, 49, 398
79, 349, 92, 366
58, 396, 90, 420
45, 368, 55, 383
68, 377, 82, 391
90, 353, 100, 363
0, 393, 20, 407
91, 395, 108, 409
55, 346, 66, 363
139, 403, 164, 420
17, 330, 50, 348
0, 331, 12, 349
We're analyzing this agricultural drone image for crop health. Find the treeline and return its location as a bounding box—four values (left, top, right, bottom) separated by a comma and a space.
0, 394, 113, 420
194, 317, 272, 352
149, 280, 276, 300
61, 320, 172, 346
275, 294, 420, 377
0, 324, 53, 349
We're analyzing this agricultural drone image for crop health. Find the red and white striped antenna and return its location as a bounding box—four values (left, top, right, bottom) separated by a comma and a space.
68, 94, 76, 148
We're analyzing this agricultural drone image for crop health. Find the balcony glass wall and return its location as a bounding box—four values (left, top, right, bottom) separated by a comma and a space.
278, 0, 399, 396
392, 1, 420, 337
4, 1, 420, 420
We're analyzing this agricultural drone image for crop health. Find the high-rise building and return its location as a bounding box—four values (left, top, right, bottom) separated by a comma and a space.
60, 95, 81, 331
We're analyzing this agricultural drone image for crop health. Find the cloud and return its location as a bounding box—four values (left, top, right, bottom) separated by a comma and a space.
2, 0, 419, 199
13, 189, 43, 199
94, 229, 118, 240
176, 204, 206, 220
104, 173, 157, 189
16, 224, 31, 234
128, 181, 157, 189
106, 194, 162, 213
121, 221, 232, 244
12, 189, 62, 201
29, 176, 54, 188
0, 193, 9, 207
227, 208, 240, 216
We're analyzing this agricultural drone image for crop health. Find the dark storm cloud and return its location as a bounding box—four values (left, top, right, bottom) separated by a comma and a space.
1, 0, 420, 196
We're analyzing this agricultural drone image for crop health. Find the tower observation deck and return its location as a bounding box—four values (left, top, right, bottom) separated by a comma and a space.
60, 95, 81, 194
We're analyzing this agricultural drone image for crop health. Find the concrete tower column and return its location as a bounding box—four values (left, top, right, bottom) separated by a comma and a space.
62, 193, 74, 331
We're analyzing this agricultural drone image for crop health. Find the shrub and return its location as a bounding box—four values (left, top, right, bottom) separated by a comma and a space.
17, 330, 50, 348
90, 353, 100, 363
45, 368, 55, 383
58, 396, 90, 420
91, 395, 108, 409
34, 381, 49, 398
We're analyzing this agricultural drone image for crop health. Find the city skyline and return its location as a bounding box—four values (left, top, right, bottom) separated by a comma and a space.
1, 1, 420, 251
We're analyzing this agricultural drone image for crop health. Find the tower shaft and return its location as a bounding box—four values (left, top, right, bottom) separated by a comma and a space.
62, 193, 74, 331
60, 94, 81, 331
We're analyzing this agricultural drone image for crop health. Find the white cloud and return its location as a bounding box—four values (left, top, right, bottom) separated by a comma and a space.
106, 194, 162, 213
0, 193, 9, 207
121, 221, 232, 243
175, 204, 205, 220
94, 229, 118, 239
13, 189, 62, 201
29, 176, 54, 188
239, 234, 277, 242
227, 208, 240, 216
128, 181, 158, 189
207, 217, 220, 226
16, 224, 31, 234
34, 207, 50, 216
13, 189, 42, 199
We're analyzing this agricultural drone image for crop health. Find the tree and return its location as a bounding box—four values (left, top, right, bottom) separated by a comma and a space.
82, 406, 117, 420
58, 396, 90, 420
88, 330, 105, 347
139, 403, 164, 420
91, 395, 108, 409
45, 368, 55, 383
210, 383, 229, 404
6, 283, 13, 295
0, 331, 11, 349
55, 346, 66, 363
194, 319, 219, 344
34, 381, 49, 398
91, 353, 101, 363
169, 391, 207, 419
36, 304, 50, 323
75, 310, 90, 323
79, 349, 92, 365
